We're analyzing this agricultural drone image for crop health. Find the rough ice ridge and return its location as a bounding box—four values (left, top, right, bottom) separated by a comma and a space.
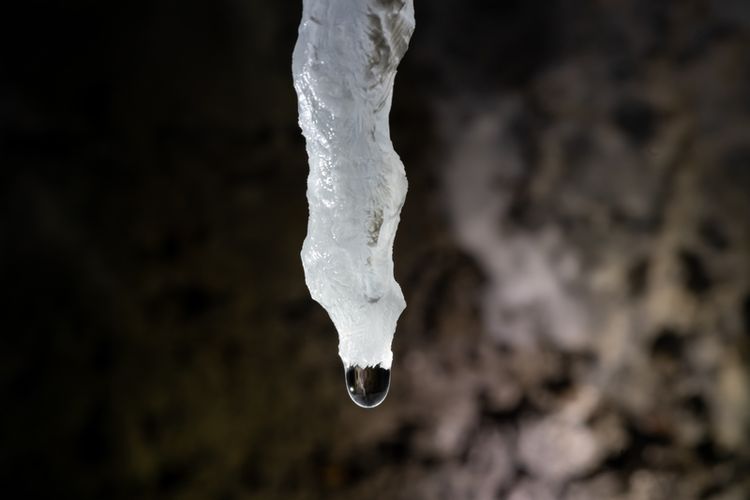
292, 0, 414, 369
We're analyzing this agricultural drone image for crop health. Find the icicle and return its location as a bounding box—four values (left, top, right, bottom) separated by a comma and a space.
292, 0, 414, 407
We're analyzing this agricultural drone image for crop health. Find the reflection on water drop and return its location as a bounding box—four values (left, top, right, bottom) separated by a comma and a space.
345, 365, 390, 408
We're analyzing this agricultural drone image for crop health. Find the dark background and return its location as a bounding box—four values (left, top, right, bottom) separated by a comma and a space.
1, 1, 749, 499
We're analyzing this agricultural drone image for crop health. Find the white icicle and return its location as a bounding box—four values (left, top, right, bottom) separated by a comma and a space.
292, 0, 414, 369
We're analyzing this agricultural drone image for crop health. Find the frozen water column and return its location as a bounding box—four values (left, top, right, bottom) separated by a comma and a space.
292, 0, 414, 404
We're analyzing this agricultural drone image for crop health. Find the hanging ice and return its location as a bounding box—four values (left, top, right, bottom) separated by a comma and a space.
292, 0, 414, 406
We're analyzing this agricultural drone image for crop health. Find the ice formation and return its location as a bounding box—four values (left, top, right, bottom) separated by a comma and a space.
292, 0, 414, 372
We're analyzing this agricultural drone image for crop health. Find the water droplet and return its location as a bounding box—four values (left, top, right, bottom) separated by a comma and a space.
344, 365, 390, 408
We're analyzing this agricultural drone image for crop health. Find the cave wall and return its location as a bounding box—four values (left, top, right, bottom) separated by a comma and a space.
1, 1, 749, 499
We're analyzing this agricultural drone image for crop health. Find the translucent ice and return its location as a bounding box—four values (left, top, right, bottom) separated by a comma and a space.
292, 0, 414, 372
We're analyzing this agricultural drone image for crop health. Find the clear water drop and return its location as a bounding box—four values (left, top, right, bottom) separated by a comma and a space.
345, 365, 390, 408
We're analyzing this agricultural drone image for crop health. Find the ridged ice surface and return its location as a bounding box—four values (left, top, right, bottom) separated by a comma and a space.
292, 0, 414, 369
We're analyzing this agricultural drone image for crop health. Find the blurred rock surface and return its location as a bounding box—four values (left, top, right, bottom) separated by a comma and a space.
1, 0, 749, 499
